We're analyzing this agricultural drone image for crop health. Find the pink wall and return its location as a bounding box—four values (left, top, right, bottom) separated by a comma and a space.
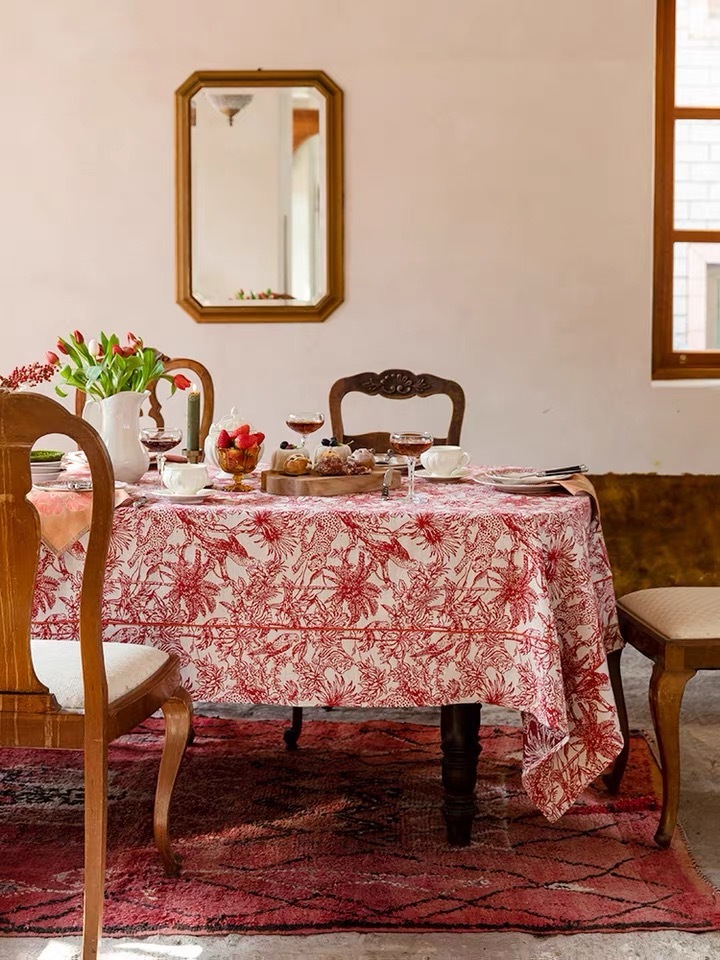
1, 0, 715, 472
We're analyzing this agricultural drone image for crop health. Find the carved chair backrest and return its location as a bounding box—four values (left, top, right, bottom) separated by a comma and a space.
0, 391, 113, 727
74, 356, 215, 450
328, 369, 466, 452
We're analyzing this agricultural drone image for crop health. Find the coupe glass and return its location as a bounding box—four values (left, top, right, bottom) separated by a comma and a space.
139, 427, 183, 456
286, 411, 324, 448
389, 431, 433, 502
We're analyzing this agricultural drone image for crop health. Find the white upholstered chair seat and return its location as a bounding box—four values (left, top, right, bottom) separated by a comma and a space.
617, 587, 720, 641
31, 640, 170, 712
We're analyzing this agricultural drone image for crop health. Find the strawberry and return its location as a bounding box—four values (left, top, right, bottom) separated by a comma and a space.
236, 433, 255, 450
237, 423, 251, 436
253, 432, 265, 444
216, 429, 231, 449
228, 428, 240, 440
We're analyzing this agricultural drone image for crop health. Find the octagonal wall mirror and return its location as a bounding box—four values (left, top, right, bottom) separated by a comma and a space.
176, 70, 344, 323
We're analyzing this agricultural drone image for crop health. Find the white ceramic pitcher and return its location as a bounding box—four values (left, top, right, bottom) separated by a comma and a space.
83, 391, 150, 483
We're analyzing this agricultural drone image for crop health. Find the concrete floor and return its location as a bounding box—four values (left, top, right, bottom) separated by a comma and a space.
3, 645, 720, 960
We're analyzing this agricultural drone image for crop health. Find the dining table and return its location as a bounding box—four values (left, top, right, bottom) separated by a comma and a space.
30, 466, 624, 846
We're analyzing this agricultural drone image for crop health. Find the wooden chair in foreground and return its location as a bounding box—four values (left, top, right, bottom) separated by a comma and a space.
283, 368, 466, 751
591, 473, 720, 849
75, 354, 215, 449
328, 368, 465, 452
0, 391, 193, 960
615, 589, 720, 847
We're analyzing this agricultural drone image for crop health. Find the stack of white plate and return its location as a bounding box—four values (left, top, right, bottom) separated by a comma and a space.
30, 460, 65, 485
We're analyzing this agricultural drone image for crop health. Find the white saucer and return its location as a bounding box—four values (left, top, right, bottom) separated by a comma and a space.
152, 490, 207, 504
422, 468, 471, 482
34, 480, 128, 491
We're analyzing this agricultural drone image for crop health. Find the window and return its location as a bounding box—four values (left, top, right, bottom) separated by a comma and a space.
653, 0, 720, 378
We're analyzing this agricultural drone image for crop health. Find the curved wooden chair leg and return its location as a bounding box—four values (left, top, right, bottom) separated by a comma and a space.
81, 740, 108, 960
186, 702, 196, 746
602, 648, 631, 794
649, 661, 696, 848
154, 687, 193, 877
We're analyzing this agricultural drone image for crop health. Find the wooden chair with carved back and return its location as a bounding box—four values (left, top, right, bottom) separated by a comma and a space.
0, 390, 193, 960
75, 355, 215, 450
328, 369, 465, 452
591, 473, 720, 849
282, 368, 466, 751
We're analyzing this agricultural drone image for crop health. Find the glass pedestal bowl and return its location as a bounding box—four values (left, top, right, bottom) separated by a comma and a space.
216, 444, 262, 491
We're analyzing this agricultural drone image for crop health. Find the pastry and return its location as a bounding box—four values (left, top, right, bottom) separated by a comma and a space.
282, 452, 311, 475
346, 448, 374, 474
314, 452, 347, 476
270, 445, 303, 472
313, 438, 351, 466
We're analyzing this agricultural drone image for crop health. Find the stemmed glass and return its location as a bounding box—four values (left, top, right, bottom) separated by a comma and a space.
286, 411, 324, 449
390, 432, 433, 502
140, 427, 183, 457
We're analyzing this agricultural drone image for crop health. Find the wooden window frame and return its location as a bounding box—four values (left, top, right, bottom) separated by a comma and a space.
653, 0, 720, 378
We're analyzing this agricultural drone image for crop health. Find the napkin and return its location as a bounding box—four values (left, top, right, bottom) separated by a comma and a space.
554, 474, 600, 518
28, 487, 133, 554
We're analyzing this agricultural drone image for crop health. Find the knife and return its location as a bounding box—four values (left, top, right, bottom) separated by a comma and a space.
536, 464, 588, 477
381, 467, 394, 498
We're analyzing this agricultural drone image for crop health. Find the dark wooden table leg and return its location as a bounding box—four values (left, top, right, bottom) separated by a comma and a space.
441, 703, 481, 846
602, 648, 630, 793
283, 706, 303, 750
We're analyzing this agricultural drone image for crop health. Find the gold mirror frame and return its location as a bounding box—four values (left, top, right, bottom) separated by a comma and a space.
175, 70, 344, 323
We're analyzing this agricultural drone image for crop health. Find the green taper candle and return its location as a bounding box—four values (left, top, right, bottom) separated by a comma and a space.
187, 384, 200, 452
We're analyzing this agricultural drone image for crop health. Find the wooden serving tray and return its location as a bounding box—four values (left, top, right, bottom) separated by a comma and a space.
260, 467, 402, 497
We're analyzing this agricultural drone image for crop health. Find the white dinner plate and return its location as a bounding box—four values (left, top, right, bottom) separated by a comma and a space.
151, 490, 208, 504
422, 468, 471, 482
476, 478, 563, 494
485, 470, 575, 485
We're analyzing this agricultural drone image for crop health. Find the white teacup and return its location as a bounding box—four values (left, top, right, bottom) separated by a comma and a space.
159, 461, 209, 496
420, 446, 470, 477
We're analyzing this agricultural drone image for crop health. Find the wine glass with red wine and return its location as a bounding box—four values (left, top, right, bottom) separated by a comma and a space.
286, 412, 325, 449
389, 431, 433, 501
140, 427, 183, 459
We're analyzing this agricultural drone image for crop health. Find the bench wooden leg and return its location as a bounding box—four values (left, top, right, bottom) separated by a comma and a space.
649, 661, 696, 848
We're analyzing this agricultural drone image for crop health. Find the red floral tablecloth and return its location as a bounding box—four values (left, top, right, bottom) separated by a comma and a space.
31, 470, 623, 820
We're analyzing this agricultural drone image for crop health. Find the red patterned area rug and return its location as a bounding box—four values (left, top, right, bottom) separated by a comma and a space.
1, 717, 719, 937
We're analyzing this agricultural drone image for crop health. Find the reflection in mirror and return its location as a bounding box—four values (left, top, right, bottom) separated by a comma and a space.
176, 71, 343, 323
191, 87, 326, 306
